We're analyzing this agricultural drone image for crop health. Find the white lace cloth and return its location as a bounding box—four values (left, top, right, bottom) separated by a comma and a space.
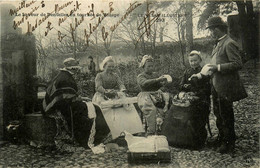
83, 101, 105, 154
124, 131, 170, 153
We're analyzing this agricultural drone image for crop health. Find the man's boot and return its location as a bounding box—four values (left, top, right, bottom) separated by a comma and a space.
227, 141, 235, 154
206, 135, 222, 148
216, 141, 229, 154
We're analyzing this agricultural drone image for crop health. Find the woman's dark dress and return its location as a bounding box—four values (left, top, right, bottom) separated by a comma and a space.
162, 66, 211, 149
43, 70, 110, 151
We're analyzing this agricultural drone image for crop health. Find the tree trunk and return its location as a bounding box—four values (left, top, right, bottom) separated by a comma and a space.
185, 1, 193, 54
235, 0, 258, 62
134, 44, 140, 58
181, 21, 185, 41
177, 23, 185, 67
106, 49, 111, 56
94, 32, 100, 71
159, 27, 164, 42
72, 26, 77, 59
137, 19, 146, 55
151, 24, 157, 57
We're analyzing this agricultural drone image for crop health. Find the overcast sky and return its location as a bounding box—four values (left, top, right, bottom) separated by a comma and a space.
1, 0, 238, 45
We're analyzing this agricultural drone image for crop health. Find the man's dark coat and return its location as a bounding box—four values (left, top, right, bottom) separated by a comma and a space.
211, 35, 247, 102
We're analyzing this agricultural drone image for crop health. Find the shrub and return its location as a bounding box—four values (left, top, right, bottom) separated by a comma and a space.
42, 38, 215, 98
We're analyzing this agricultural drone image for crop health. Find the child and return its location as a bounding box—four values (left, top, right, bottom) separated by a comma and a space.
88, 56, 96, 77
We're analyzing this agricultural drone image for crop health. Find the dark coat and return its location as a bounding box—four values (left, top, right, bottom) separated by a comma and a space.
180, 66, 211, 100
88, 61, 96, 75
43, 70, 78, 113
211, 35, 247, 102
43, 69, 110, 147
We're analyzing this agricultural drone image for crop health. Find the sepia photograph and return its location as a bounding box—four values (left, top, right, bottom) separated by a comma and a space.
0, 0, 259, 167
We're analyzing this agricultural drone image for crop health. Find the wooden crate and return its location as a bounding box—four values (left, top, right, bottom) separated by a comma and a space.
24, 113, 56, 145
127, 150, 171, 164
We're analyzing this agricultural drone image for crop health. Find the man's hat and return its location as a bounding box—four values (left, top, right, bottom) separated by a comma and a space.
206, 16, 227, 29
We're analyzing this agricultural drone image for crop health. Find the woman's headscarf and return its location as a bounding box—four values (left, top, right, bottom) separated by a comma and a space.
139, 55, 153, 68
189, 50, 202, 60
100, 56, 114, 71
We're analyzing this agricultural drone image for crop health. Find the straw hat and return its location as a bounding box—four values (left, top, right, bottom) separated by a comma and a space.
63, 58, 81, 70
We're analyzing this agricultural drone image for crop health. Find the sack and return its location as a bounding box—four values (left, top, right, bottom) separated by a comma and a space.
161, 102, 207, 149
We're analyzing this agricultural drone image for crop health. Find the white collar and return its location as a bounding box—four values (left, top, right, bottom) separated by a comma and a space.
218, 34, 227, 41
60, 68, 74, 75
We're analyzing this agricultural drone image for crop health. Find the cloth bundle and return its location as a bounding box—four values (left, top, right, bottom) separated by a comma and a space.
172, 92, 199, 107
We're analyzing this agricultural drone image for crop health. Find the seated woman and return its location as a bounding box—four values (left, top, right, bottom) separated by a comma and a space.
161, 51, 210, 149
180, 50, 211, 103
43, 58, 110, 152
137, 55, 171, 135
92, 56, 144, 139
179, 50, 211, 136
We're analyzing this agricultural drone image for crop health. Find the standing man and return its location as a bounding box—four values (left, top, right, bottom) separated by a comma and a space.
88, 56, 96, 77
206, 16, 247, 154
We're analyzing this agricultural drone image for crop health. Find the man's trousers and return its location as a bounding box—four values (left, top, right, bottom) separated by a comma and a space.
212, 88, 236, 144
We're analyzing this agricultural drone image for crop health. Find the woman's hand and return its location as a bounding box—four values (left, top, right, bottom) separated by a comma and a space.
160, 80, 167, 86
156, 117, 163, 124
157, 76, 167, 82
104, 89, 117, 99
120, 88, 127, 94
72, 95, 82, 102
111, 89, 118, 95
188, 73, 202, 81
117, 91, 126, 98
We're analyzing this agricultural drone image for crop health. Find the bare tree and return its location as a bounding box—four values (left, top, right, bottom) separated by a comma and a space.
115, 17, 146, 57
185, 1, 194, 54
168, 2, 186, 66
35, 33, 51, 79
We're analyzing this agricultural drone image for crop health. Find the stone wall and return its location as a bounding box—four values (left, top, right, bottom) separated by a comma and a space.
0, 4, 37, 139
0, 48, 3, 140
1, 34, 37, 139
0, 3, 18, 140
